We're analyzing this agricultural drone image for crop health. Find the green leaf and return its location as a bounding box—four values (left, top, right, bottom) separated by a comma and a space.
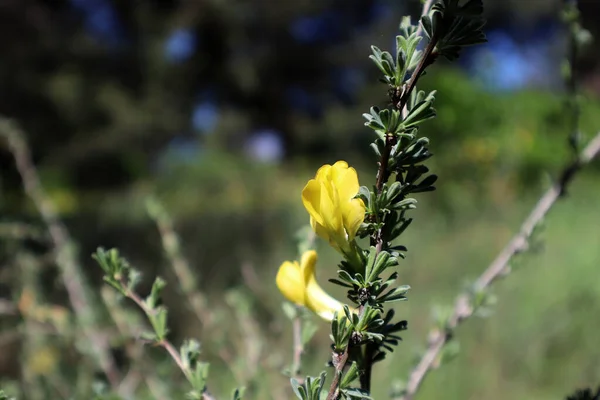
440, 340, 460, 365
428, 0, 487, 61
341, 387, 373, 399
315, 371, 327, 397
126, 269, 142, 292
379, 285, 411, 303
282, 302, 299, 320
339, 362, 361, 388
329, 278, 354, 288
367, 251, 394, 282
291, 372, 327, 400
148, 307, 168, 339
146, 277, 166, 309
291, 378, 305, 399
390, 197, 417, 211
139, 330, 158, 341
363, 246, 378, 284
231, 387, 246, 400
395, 32, 423, 85
337, 270, 361, 286
402, 96, 437, 130
0, 391, 15, 400
301, 320, 319, 345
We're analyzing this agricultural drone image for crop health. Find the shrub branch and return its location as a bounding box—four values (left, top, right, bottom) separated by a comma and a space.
398, 131, 600, 400
326, 349, 350, 400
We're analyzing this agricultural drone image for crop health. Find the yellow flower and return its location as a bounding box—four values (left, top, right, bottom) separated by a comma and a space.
276, 250, 344, 321
301, 161, 366, 253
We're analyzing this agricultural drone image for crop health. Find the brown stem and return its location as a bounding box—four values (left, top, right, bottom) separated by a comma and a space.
398, 32, 439, 114
291, 313, 304, 381
375, 135, 394, 194
326, 350, 350, 400
147, 199, 213, 325
120, 283, 217, 400
397, 131, 600, 400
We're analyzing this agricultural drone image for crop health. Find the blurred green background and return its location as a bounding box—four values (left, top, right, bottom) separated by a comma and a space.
1, 0, 600, 399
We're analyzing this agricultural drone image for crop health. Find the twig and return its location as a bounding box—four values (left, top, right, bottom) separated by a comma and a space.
398, 131, 600, 400
0, 118, 121, 387
400, 0, 438, 120
326, 349, 350, 400
378, 0, 437, 196
241, 260, 264, 299
102, 287, 167, 399
147, 198, 247, 384
291, 313, 304, 381
118, 282, 217, 400
146, 198, 213, 325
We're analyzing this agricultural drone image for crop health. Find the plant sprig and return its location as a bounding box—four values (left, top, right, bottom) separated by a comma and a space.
93, 247, 246, 400
320, 1, 487, 398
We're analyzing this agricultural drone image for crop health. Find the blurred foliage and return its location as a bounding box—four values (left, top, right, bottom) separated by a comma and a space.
1, 0, 600, 399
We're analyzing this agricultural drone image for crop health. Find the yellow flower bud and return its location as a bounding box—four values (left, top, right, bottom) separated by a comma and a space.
301, 161, 366, 254
276, 250, 345, 321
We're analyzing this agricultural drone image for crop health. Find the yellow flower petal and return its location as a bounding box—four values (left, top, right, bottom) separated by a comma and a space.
315, 163, 333, 182
331, 160, 349, 169
276, 261, 305, 306
302, 161, 366, 254
276, 251, 346, 321
333, 166, 360, 202
310, 217, 340, 251
302, 179, 325, 226
342, 198, 366, 241
319, 180, 344, 239
301, 251, 345, 321
300, 250, 318, 284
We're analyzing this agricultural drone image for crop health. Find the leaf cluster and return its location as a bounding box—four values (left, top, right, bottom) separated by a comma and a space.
93, 248, 244, 400
423, 0, 487, 61
566, 386, 600, 400
306, 2, 488, 397
369, 17, 423, 87
331, 248, 410, 308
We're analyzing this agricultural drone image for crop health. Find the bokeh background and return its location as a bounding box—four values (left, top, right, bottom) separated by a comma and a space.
1, 0, 600, 399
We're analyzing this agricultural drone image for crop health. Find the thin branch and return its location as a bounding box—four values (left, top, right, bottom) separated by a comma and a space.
291, 313, 304, 382
101, 287, 167, 399
398, 31, 438, 113
118, 282, 217, 400
398, 131, 600, 400
146, 198, 213, 325
377, 0, 437, 196
0, 118, 121, 387
326, 349, 350, 400
366, 0, 439, 391
147, 198, 252, 384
